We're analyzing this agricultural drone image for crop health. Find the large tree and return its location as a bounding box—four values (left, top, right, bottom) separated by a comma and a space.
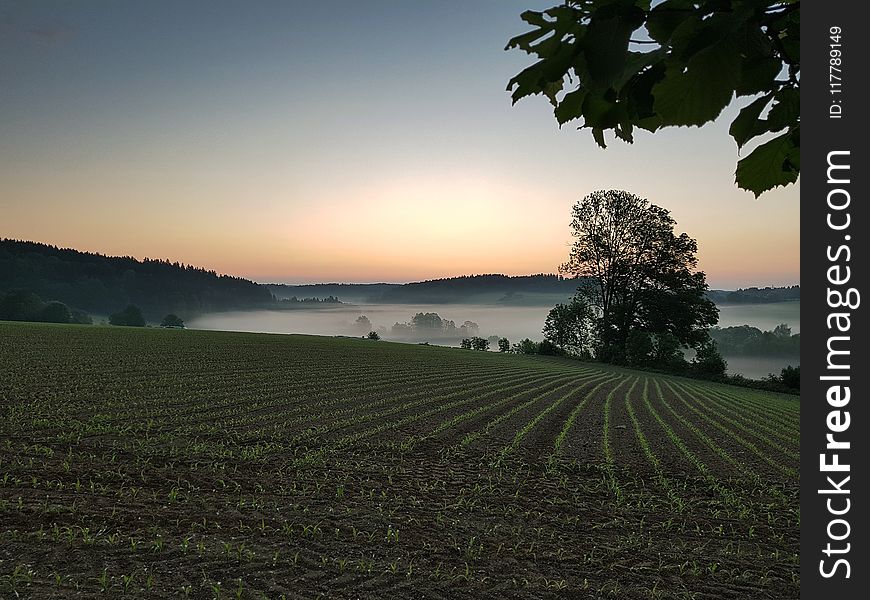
561, 190, 718, 363
506, 0, 799, 197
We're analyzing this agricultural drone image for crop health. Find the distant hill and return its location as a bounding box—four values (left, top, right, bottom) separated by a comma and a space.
267, 274, 584, 306
269, 278, 800, 307
706, 286, 800, 304
0, 239, 274, 319
267, 283, 401, 304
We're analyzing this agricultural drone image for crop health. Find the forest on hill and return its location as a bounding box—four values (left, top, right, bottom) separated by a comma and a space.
0, 239, 273, 319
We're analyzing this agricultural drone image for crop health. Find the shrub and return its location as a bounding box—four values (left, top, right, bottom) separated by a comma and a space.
37, 301, 72, 324
109, 305, 146, 327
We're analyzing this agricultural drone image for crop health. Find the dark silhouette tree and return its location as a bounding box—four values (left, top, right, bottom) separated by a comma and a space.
470, 336, 491, 351
561, 190, 718, 363
366, 331, 381, 340
459, 338, 473, 350
692, 340, 728, 377
109, 304, 146, 327
160, 314, 185, 328
498, 337, 511, 352
506, 1, 799, 196
411, 312, 444, 332
38, 301, 72, 324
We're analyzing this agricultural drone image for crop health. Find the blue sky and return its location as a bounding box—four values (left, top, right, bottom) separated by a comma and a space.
0, 1, 799, 287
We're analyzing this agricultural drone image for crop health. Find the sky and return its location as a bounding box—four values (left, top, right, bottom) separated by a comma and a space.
0, 0, 799, 289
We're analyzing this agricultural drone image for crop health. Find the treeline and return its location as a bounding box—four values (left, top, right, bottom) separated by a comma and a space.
379, 274, 582, 303
0, 239, 274, 319
706, 285, 800, 304
268, 274, 583, 305
709, 324, 800, 356
278, 295, 342, 305
386, 312, 480, 340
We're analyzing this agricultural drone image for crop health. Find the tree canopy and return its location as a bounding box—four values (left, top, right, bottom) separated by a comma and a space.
109, 305, 146, 327
160, 314, 185, 328
0, 239, 273, 320
506, 0, 799, 196
561, 190, 718, 363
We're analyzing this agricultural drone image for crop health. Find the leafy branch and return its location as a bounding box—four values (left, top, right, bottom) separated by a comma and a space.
506, 0, 800, 196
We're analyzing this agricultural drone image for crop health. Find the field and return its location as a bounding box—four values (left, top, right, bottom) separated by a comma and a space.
0, 323, 799, 599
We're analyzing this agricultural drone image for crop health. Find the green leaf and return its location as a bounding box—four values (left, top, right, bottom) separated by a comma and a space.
613, 48, 666, 91
582, 5, 646, 89
519, 10, 550, 28
735, 130, 799, 197
543, 79, 564, 106
736, 57, 782, 96
582, 93, 620, 129
671, 9, 753, 62
623, 60, 667, 125
729, 93, 773, 148
766, 87, 799, 132
507, 61, 548, 103
646, 0, 696, 44
530, 32, 566, 58
506, 42, 575, 104
555, 88, 587, 125
652, 39, 741, 127
614, 119, 634, 143
592, 127, 607, 148
506, 28, 552, 53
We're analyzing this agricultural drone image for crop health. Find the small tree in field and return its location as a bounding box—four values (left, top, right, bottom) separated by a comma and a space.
160, 314, 185, 328
459, 338, 473, 350
37, 301, 72, 324
109, 304, 145, 327
498, 337, 511, 353
366, 331, 380, 340
470, 337, 490, 351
